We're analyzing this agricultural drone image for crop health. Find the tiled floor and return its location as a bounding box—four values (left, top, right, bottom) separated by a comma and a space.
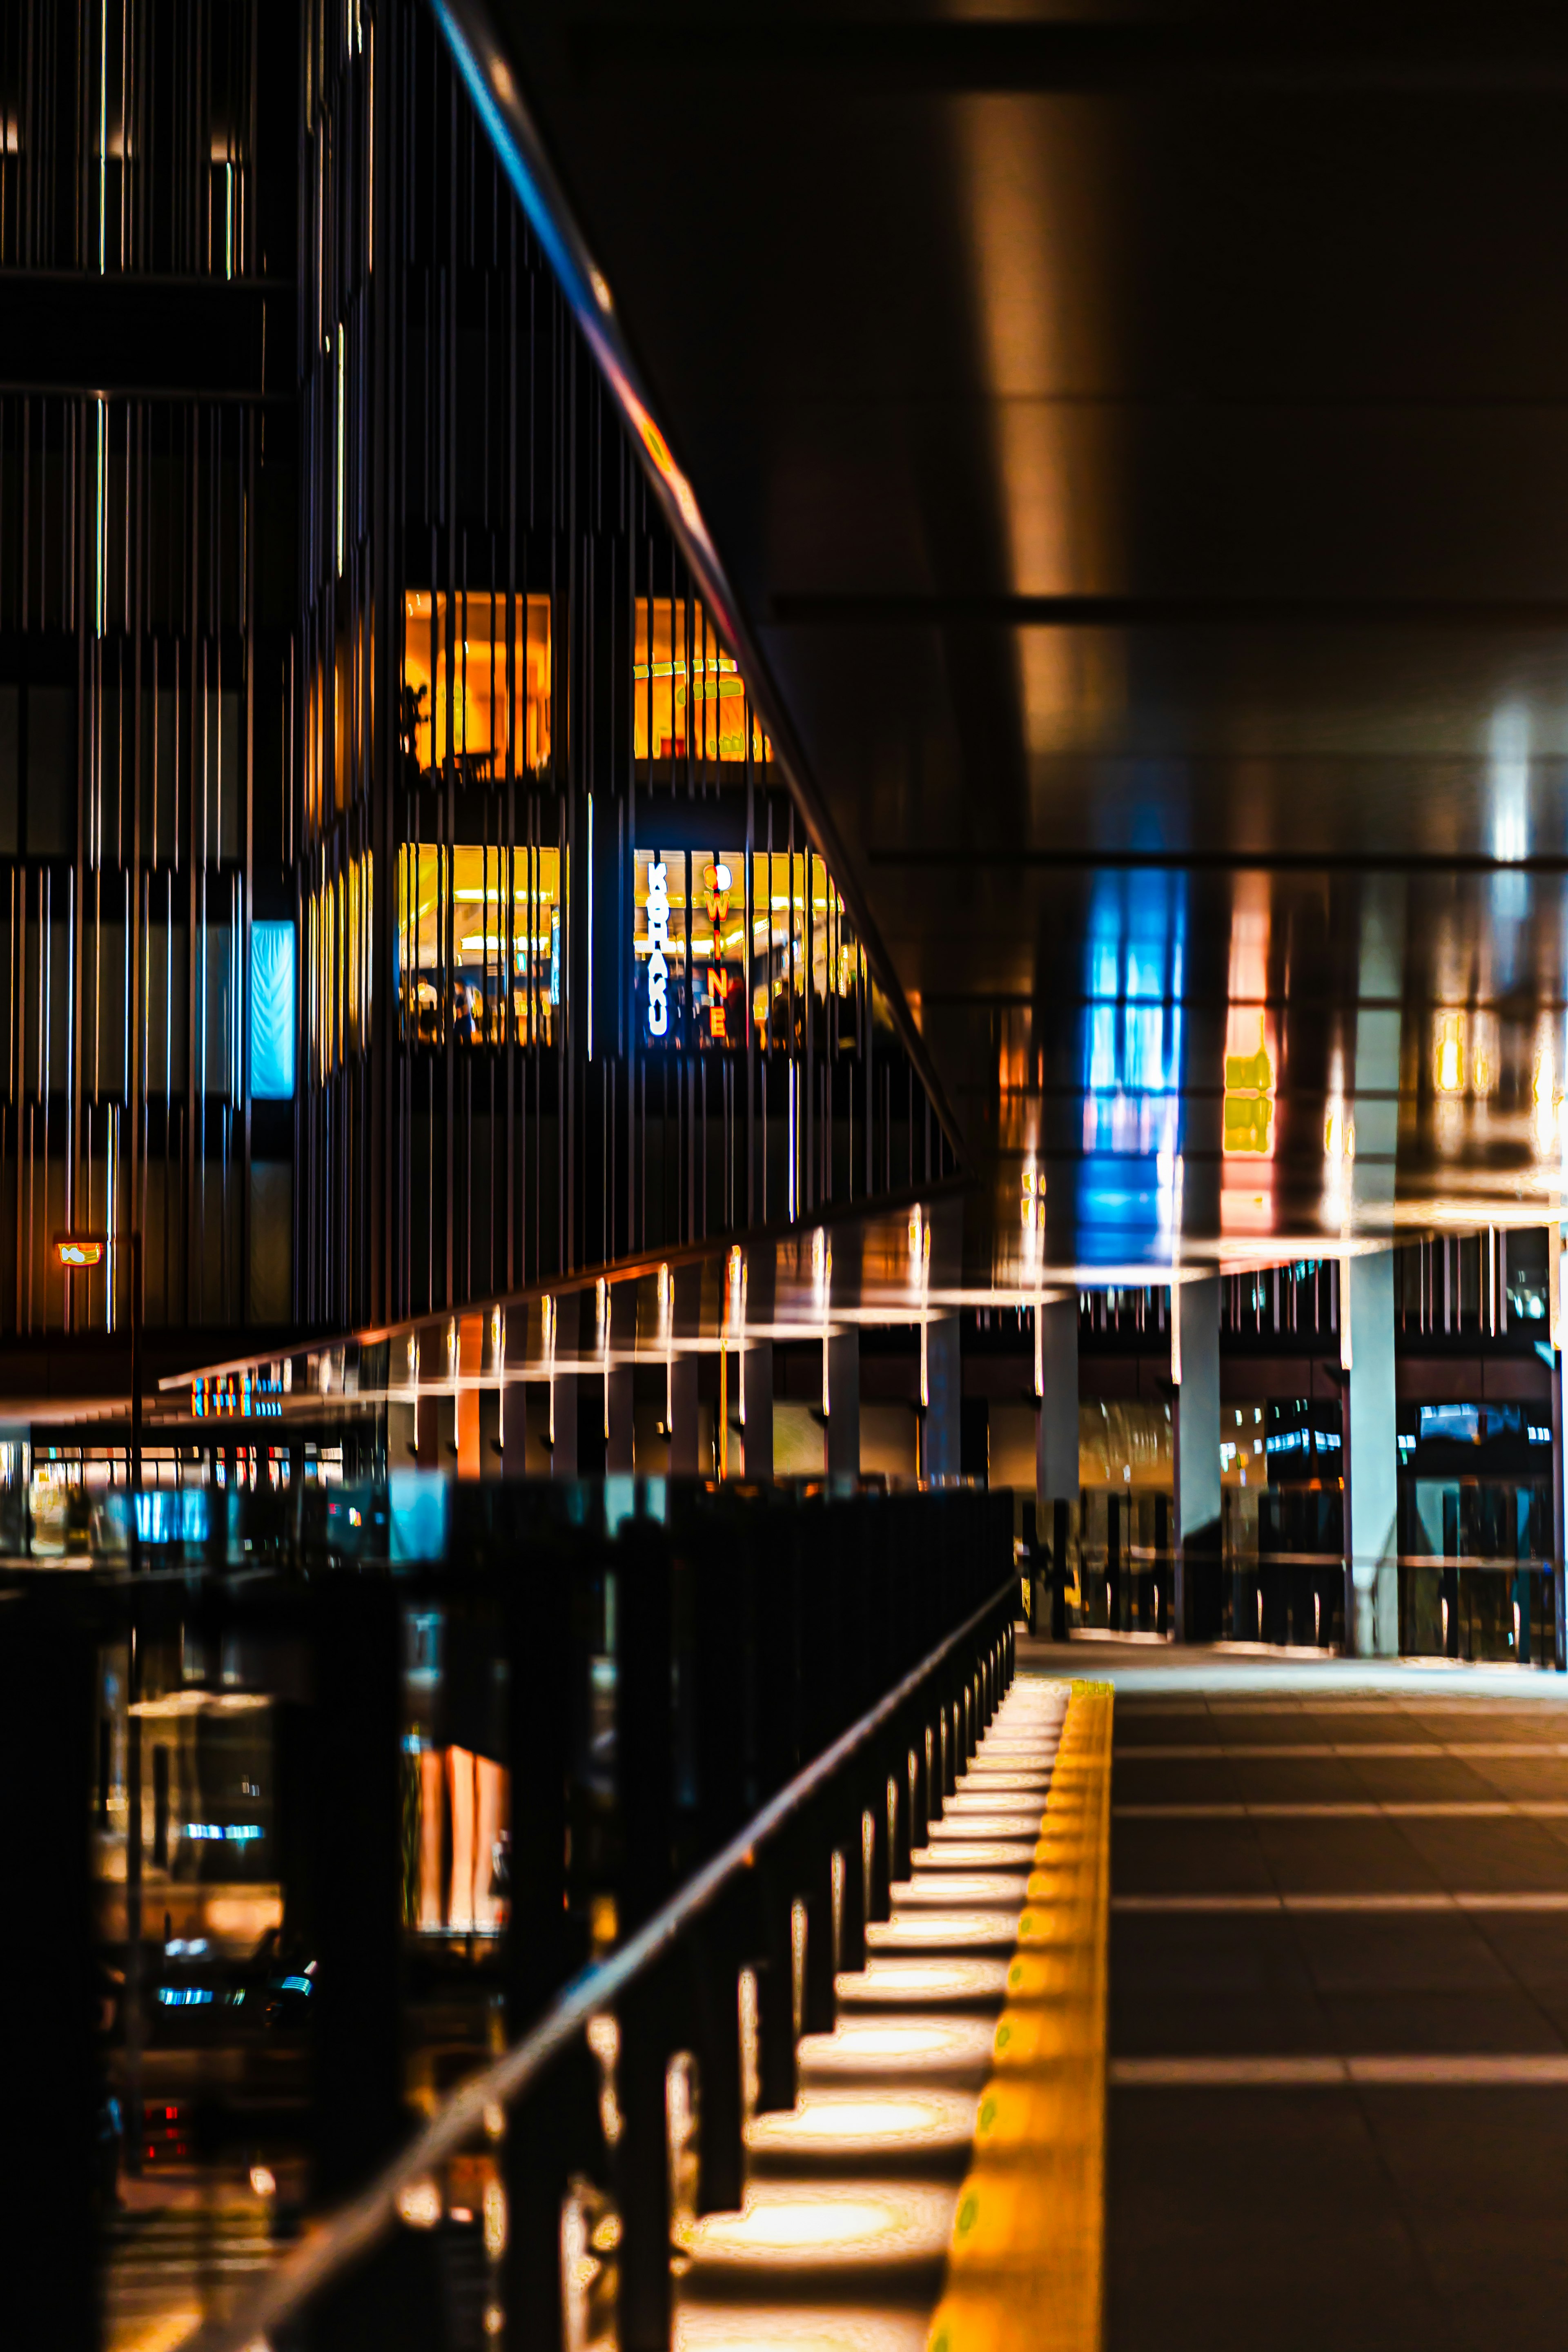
1036, 1640, 1568, 2352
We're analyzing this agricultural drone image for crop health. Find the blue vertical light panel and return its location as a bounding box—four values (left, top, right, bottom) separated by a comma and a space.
249, 921, 297, 1100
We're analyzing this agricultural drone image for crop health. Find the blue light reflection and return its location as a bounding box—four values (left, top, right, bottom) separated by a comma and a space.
1076, 873, 1185, 1261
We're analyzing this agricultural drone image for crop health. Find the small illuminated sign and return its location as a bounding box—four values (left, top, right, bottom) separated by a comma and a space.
54, 1235, 106, 1267
646, 858, 670, 1037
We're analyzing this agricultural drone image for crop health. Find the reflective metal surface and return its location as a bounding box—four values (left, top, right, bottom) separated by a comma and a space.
456, 2, 1568, 1275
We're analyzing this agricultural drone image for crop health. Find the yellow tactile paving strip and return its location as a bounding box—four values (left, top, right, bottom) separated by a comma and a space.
928, 1680, 1113, 2352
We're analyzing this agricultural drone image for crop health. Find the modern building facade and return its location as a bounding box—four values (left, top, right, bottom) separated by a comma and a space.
1, 0, 1564, 1675
0, 0, 952, 1386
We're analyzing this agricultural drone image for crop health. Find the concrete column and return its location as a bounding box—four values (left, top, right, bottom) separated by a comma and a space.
1343, 1247, 1398, 1656
1173, 1274, 1221, 1641
1554, 1226, 1566, 1670
739, 1339, 773, 1479
551, 1376, 579, 1481
478, 1388, 504, 1479
413, 1390, 454, 1469
523, 1378, 578, 1479
668, 1354, 699, 1475
1035, 1295, 1079, 1635
386, 1399, 416, 1469
736, 1248, 775, 1481
607, 1283, 637, 1473
607, 1367, 635, 1473
924, 1312, 961, 1482
826, 1325, 860, 1481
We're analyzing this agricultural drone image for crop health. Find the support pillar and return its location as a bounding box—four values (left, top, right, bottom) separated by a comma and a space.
1343, 1247, 1399, 1657
741, 1337, 773, 1480
826, 1325, 860, 1481
607, 1280, 637, 1472
668, 1355, 699, 1475
477, 1388, 504, 1479
386, 1399, 416, 1468
549, 1375, 579, 1482
1173, 1274, 1221, 1642
924, 1312, 961, 1483
1035, 1295, 1078, 1638
739, 1249, 774, 1481
1555, 1225, 1566, 1669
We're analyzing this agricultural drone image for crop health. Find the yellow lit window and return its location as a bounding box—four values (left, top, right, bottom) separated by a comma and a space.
633, 598, 771, 764
401, 591, 551, 780
396, 842, 563, 1046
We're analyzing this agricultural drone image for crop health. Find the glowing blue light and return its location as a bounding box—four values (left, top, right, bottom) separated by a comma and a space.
1076, 873, 1185, 1262
249, 921, 297, 1100
158, 1987, 214, 2007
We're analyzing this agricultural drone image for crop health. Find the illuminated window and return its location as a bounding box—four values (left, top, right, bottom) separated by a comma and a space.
401, 592, 551, 780
634, 848, 859, 1051
395, 843, 562, 1047
250, 922, 296, 1099
305, 857, 373, 1081
633, 599, 771, 764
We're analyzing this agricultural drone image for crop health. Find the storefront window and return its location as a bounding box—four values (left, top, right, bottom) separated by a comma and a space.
634, 847, 861, 1051
633, 599, 772, 764
401, 591, 551, 780
395, 842, 562, 1046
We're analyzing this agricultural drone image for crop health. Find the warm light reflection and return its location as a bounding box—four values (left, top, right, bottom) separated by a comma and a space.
747, 2089, 977, 2158
799, 2018, 997, 2071
835, 1958, 1011, 2006
911, 1841, 1038, 1868
866, 1910, 1022, 1950
1220, 882, 1275, 1233
1434, 1013, 1466, 1096
675, 2312, 929, 2352
684, 2184, 955, 2266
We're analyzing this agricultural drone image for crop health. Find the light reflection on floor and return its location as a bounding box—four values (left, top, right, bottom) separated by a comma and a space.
683, 2183, 958, 2268
799, 2016, 999, 2078
835, 1958, 1012, 2008
896, 1871, 1031, 1907
747, 2088, 978, 2160
675, 2305, 930, 2352
678, 1677, 1065, 2345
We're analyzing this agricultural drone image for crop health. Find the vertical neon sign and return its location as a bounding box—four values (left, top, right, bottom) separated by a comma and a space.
646, 858, 670, 1037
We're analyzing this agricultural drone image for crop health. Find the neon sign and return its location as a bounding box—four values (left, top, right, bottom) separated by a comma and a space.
646, 858, 670, 1037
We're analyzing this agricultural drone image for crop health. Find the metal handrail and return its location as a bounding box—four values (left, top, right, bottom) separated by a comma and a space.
187, 1570, 1020, 2352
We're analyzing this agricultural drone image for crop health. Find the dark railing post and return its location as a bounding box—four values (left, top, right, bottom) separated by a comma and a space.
891, 1720, 914, 1882
3, 1590, 98, 2352
307, 1580, 443, 2352
801, 1826, 837, 2034
505, 1539, 573, 2349
690, 1904, 744, 2216
752, 1853, 798, 2114
617, 1521, 676, 2352
866, 1750, 893, 1923
837, 1812, 867, 1973
909, 1711, 930, 1853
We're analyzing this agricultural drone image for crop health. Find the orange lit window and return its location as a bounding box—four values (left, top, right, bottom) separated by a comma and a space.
401, 592, 551, 780
633, 598, 772, 764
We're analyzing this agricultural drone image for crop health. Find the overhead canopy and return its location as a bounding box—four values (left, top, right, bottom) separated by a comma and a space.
447, 2, 1568, 1278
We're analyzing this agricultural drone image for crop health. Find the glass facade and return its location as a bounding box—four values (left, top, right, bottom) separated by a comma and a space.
0, 0, 951, 1358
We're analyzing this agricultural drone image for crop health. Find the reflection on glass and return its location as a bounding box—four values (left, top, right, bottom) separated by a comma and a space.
1220, 882, 1274, 1234
1077, 874, 1184, 1257
395, 843, 562, 1046
401, 590, 551, 779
